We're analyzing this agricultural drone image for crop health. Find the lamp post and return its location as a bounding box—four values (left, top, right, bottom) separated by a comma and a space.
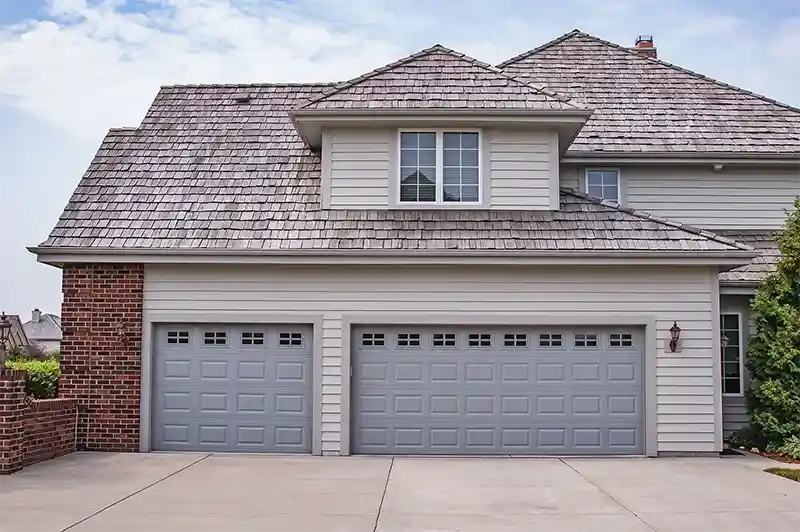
0, 312, 11, 372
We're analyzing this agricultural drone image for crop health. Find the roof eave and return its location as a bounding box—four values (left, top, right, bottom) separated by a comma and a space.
30, 246, 758, 268
563, 151, 800, 164
290, 109, 592, 149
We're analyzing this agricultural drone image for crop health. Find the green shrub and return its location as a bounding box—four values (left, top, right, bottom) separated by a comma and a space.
746, 199, 800, 447
767, 435, 800, 461
4, 358, 60, 399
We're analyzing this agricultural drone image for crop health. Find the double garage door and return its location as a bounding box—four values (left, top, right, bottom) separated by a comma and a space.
352, 325, 644, 455
151, 324, 313, 452
151, 323, 643, 455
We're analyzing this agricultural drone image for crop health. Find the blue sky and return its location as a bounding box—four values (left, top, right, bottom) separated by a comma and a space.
1, 0, 799, 317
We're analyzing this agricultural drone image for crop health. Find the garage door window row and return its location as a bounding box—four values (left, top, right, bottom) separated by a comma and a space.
360, 330, 636, 351
165, 329, 306, 348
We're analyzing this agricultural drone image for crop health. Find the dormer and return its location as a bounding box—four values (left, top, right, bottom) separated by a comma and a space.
289, 45, 591, 210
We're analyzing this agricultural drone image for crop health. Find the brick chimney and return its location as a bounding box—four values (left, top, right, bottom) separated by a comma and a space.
31, 309, 41, 323
631, 34, 657, 58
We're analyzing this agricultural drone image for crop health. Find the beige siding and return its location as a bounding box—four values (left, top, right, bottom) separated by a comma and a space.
560, 164, 799, 229
325, 129, 391, 209
489, 130, 554, 210
144, 264, 718, 455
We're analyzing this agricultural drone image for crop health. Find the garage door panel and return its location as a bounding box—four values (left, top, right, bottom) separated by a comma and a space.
152, 324, 312, 453
352, 325, 644, 455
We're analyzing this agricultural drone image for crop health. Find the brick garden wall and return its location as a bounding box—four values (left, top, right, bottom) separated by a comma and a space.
61, 264, 144, 452
24, 399, 77, 466
0, 372, 77, 474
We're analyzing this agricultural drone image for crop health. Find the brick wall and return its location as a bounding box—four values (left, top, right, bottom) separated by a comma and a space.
61, 264, 144, 452
0, 371, 26, 474
24, 399, 77, 466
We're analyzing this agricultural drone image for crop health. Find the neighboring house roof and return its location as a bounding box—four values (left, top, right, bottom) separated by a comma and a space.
297, 45, 580, 111
2, 314, 29, 349
498, 30, 800, 155
23, 313, 62, 341
718, 232, 781, 285
37, 84, 751, 256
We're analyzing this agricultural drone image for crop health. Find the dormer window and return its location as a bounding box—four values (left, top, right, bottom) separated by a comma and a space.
399, 130, 481, 204
585, 169, 620, 202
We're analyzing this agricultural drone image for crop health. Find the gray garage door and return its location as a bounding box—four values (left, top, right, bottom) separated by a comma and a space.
152, 324, 313, 453
352, 326, 644, 455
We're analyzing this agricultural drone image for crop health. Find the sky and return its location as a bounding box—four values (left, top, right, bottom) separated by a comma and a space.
0, 0, 799, 318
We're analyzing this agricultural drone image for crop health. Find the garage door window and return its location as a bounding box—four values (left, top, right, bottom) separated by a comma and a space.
397, 333, 421, 348
279, 332, 304, 347
432, 333, 456, 348
574, 333, 598, 348
361, 332, 385, 348
203, 331, 228, 346
468, 333, 492, 348
609, 333, 634, 348
241, 332, 265, 346
539, 333, 563, 348
503, 333, 528, 348
166, 331, 190, 345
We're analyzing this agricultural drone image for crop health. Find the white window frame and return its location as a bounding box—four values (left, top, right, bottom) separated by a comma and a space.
397, 128, 482, 205
584, 168, 621, 202
720, 312, 745, 397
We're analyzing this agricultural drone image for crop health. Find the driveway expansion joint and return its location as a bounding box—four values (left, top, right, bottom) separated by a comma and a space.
372, 457, 394, 532
59, 454, 211, 532
560, 458, 659, 532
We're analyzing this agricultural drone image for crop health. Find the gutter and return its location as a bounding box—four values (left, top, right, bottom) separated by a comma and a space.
563, 152, 800, 165
29, 246, 758, 267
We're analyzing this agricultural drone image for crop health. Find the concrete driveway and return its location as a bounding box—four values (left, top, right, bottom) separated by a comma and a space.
1, 453, 798, 532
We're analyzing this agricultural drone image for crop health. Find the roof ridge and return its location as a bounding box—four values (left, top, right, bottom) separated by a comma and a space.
161, 82, 339, 89
496, 29, 582, 68
297, 44, 581, 109
499, 30, 800, 114
561, 187, 754, 251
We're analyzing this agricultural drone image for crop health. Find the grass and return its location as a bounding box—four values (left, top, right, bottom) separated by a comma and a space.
765, 468, 800, 482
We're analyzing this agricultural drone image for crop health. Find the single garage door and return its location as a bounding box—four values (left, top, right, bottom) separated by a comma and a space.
152, 323, 313, 452
352, 325, 644, 455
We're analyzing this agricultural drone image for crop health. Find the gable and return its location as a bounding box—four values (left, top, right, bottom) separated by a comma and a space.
299, 45, 579, 111
499, 31, 800, 155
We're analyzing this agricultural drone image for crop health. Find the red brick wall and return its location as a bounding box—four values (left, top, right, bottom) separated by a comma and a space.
23, 399, 77, 466
61, 264, 144, 452
0, 371, 26, 474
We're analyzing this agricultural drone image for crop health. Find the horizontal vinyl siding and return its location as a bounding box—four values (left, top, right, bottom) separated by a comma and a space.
326, 129, 391, 209
144, 264, 717, 455
489, 130, 553, 210
626, 167, 798, 229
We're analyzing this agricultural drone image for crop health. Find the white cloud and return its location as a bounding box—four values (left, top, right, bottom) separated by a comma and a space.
0, 0, 798, 315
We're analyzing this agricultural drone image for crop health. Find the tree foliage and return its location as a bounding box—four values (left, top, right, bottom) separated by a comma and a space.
746, 199, 800, 446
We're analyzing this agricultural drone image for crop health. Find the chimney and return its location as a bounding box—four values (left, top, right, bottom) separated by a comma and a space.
631, 34, 657, 58
32, 308, 41, 323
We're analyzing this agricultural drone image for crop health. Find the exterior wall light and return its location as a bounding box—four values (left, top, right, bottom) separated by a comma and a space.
669, 321, 681, 353
0, 312, 10, 371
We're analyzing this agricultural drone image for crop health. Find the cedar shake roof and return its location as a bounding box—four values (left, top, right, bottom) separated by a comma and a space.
718, 232, 780, 284
298, 45, 581, 111
498, 30, 800, 155
38, 84, 750, 254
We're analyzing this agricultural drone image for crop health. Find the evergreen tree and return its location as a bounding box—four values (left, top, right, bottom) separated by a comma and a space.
746, 199, 800, 446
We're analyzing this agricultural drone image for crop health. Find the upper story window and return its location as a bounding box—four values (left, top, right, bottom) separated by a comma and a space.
399, 130, 480, 204
585, 169, 620, 202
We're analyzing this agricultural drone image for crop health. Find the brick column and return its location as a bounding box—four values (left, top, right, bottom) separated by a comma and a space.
0, 370, 27, 474
61, 264, 144, 452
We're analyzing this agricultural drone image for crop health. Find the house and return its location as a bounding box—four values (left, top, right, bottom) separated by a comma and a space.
1, 314, 30, 352
30, 30, 799, 456
22, 309, 62, 353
